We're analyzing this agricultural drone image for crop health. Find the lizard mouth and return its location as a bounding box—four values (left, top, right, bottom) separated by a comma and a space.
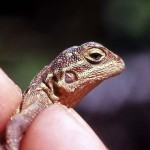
114, 57, 125, 75
109, 58, 125, 77
118, 58, 125, 71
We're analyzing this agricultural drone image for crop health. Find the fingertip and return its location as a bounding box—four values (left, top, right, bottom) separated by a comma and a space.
21, 104, 107, 150
0, 69, 22, 132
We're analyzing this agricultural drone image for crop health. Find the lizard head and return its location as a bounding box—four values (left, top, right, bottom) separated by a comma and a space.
45, 42, 125, 107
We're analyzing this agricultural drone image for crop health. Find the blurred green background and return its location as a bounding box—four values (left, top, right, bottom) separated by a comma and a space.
0, 0, 150, 150
1, 0, 150, 89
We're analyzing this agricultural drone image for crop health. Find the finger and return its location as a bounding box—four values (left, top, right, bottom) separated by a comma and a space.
0, 69, 22, 133
21, 104, 107, 150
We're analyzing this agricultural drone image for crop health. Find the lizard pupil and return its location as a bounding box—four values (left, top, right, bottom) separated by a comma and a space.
89, 53, 102, 60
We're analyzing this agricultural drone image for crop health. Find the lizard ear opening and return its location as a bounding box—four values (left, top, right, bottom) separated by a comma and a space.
84, 48, 105, 64
65, 71, 77, 83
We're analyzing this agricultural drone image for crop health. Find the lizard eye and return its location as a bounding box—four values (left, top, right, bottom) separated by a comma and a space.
89, 53, 102, 60
84, 48, 105, 64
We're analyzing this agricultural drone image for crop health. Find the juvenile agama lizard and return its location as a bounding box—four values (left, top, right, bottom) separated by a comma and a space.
0, 42, 125, 150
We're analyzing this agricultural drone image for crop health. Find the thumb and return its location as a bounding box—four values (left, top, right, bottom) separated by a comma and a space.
21, 104, 107, 150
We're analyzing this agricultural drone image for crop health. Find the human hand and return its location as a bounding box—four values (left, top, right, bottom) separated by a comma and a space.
0, 69, 107, 150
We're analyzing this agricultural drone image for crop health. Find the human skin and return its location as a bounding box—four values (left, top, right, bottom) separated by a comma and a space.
0, 69, 107, 150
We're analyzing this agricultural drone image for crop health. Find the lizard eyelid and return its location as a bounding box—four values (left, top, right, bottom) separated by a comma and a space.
84, 48, 105, 64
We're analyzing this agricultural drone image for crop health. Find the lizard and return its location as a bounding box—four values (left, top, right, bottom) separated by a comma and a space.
0, 42, 125, 150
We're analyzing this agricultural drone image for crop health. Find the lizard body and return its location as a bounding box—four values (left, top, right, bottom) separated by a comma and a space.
0, 42, 125, 150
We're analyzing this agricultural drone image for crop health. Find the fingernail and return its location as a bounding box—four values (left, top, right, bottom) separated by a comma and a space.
68, 108, 93, 131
